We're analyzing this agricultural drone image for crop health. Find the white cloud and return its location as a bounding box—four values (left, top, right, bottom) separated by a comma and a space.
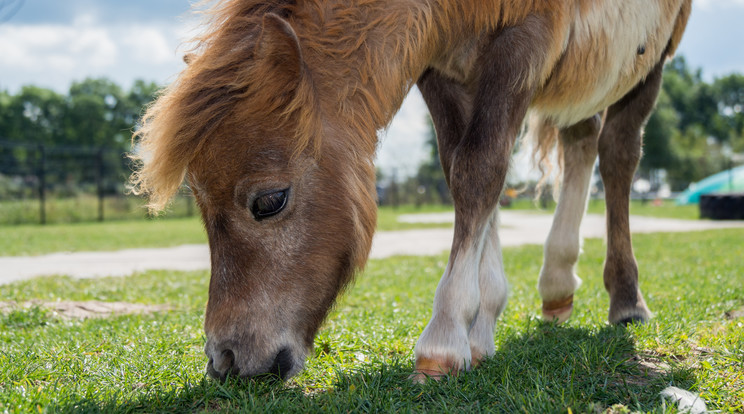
376, 89, 430, 179
120, 26, 179, 65
0, 16, 192, 93
0, 24, 115, 71
696, 0, 744, 10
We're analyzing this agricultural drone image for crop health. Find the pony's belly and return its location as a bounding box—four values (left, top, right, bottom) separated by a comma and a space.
530, 0, 682, 127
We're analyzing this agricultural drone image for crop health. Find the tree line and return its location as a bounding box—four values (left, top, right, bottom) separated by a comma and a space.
1, 56, 743, 202
643, 57, 744, 190
0, 78, 159, 153
0, 78, 160, 199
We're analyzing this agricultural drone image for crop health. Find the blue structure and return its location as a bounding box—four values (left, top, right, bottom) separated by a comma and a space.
676, 165, 744, 205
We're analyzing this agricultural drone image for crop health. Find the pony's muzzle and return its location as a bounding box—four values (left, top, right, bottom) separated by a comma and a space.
205, 346, 295, 381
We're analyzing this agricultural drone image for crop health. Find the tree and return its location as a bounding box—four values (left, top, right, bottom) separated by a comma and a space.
641, 56, 741, 190
414, 116, 450, 204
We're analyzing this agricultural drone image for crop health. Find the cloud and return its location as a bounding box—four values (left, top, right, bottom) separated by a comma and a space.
0, 17, 190, 92
695, 0, 744, 10
0, 23, 116, 70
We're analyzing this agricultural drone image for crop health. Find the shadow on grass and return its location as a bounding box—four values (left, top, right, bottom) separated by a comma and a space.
49, 323, 696, 413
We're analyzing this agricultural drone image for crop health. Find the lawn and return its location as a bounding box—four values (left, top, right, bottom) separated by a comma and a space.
0, 200, 701, 256
505, 198, 700, 221
1, 229, 742, 412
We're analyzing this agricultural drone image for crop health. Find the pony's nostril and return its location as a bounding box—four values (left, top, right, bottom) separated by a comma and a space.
207, 348, 237, 380
221, 349, 235, 365
268, 348, 293, 380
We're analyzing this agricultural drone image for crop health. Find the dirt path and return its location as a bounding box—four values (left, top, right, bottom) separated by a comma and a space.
1, 211, 742, 285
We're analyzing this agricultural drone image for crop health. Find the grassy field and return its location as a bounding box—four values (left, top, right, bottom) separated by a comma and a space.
0, 200, 701, 256
1, 228, 742, 412
0, 195, 197, 226
505, 198, 700, 221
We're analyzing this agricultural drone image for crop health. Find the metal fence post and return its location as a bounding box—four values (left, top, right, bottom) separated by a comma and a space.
37, 144, 46, 225
96, 148, 105, 222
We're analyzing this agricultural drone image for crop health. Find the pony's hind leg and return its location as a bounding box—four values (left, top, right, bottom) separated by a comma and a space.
598, 60, 665, 325
539, 115, 602, 323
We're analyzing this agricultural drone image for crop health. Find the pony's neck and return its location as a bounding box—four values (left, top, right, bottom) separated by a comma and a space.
295, 0, 445, 150
294, 0, 538, 150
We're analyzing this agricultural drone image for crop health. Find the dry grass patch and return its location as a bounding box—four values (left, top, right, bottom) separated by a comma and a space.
0, 300, 169, 320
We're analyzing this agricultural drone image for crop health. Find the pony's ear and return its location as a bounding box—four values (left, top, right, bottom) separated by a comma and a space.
255, 13, 304, 83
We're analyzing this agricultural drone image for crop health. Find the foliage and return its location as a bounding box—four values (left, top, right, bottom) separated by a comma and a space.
643, 57, 744, 190
0, 79, 159, 151
0, 79, 160, 202
0, 229, 742, 412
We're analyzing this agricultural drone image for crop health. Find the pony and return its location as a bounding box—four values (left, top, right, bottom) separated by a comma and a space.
130, 0, 692, 381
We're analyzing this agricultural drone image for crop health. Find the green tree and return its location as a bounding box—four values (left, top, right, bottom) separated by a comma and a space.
642, 56, 740, 190
414, 117, 450, 204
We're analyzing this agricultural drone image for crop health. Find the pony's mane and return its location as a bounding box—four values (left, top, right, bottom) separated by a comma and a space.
129, 0, 550, 212
130, 0, 321, 212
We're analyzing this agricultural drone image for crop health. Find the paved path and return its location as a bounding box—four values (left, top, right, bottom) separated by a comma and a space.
1, 211, 742, 285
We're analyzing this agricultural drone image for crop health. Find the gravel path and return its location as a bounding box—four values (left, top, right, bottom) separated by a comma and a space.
1, 211, 742, 285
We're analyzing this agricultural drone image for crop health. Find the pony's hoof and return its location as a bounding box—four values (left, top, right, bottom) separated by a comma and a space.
609, 299, 651, 325
410, 356, 458, 384
542, 295, 574, 324
469, 349, 486, 368
617, 315, 647, 326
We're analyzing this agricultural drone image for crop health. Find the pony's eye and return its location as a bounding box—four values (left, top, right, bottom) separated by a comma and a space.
251, 189, 288, 220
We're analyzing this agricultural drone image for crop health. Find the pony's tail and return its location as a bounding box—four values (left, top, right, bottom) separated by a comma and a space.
525, 113, 562, 202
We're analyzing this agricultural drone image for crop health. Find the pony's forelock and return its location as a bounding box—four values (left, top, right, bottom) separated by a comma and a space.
129, 0, 322, 213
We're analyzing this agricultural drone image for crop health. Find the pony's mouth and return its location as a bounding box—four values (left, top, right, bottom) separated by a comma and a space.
205, 342, 303, 381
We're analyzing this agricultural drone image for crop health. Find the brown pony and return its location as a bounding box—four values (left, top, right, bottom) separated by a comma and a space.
130, 0, 692, 381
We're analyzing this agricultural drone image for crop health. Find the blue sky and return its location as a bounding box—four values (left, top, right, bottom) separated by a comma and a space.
1, 0, 743, 177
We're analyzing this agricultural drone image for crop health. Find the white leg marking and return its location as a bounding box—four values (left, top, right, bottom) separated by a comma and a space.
468, 208, 508, 363
414, 215, 491, 374
539, 127, 599, 322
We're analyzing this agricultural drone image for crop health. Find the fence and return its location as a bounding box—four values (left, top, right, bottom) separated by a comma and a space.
0, 140, 195, 225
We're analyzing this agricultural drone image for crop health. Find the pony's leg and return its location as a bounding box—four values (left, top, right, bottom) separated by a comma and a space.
417, 69, 507, 368
539, 115, 602, 323
598, 60, 664, 325
413, 18, 552, 380
466, 207, 507, 365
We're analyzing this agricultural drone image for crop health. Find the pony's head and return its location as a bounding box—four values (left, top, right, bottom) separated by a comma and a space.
130, 9, 377, 380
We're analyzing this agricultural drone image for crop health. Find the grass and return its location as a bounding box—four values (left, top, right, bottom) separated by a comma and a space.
0, 195, 196, 226
0, 200, 702, 257
0, 217, 207, 256
1, 229, 742, 412
0, 205, 455, 257
505, 198, 701, 221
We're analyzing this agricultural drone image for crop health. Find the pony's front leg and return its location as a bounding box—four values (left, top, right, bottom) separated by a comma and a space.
413, 16, 555, 381
467, 208, 508, 365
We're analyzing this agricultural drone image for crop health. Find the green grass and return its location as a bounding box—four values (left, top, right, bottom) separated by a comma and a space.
504, 198, 701, 220
0, 205, 454, 257
376, 204, 455, 231
0, 200, 704, 257
379, 198, 701, 222
0, 195, 196, 226
0, 217, 207, 256
1, 229, 742, 412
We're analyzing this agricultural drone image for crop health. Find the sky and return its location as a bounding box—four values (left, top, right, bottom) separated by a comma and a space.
1, 0, 744, 178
